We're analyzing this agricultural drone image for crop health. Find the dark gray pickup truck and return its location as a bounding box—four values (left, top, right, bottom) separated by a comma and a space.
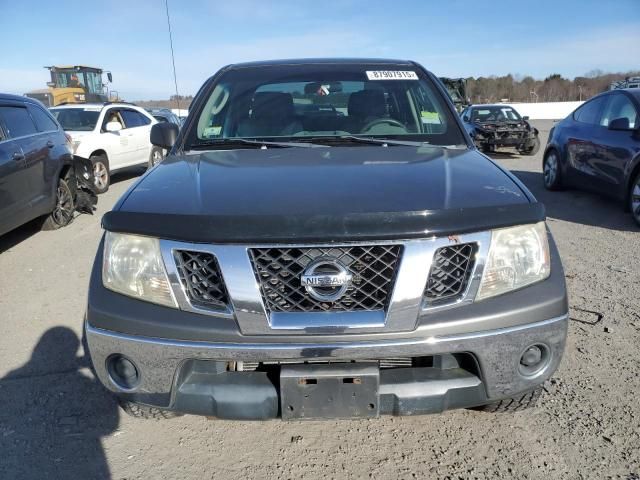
85, 59, 568, 420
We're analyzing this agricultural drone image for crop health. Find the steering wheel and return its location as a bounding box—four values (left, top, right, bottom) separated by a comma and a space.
360, 118, 406, 133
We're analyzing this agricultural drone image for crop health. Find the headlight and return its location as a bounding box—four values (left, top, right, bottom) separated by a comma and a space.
71, 140, 81, 154
102, 232, 176, 308
476, 222, 550, 301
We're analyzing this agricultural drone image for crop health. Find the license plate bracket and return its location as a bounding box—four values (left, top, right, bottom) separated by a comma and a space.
280, 363, 379, 420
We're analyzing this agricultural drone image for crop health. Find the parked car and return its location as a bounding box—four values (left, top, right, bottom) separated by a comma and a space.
146, 108, 181, 126
85, 59, 568, 421
543, 89, 640, 226
50, 103, 160, 193
461, 104, 540, 155
0, 94, 97, 237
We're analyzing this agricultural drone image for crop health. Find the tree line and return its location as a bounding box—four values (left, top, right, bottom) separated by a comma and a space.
465, 70, 640, 104
136, 70, 640, 108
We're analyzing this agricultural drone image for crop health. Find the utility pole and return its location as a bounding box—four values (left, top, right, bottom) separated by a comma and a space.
165, 0, 181, 111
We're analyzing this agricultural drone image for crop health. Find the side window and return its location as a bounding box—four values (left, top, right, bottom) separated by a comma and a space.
121, 109, 151, 128
600, 94, 638, 128
103, 108, 124, 130
574, 97, 606, 125
29, 104, 59, 132
0, 106, 38, 138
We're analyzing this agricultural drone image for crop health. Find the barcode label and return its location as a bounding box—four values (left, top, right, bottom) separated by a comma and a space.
366, 71, 418, 80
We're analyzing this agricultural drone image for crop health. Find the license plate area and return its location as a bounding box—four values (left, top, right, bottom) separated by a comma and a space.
280, 363, 379, 420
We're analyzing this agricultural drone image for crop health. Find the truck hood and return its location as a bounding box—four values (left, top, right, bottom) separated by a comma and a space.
105, 145, 543, 243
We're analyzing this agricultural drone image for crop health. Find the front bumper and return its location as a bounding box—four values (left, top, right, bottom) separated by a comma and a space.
86, 314, 567, 418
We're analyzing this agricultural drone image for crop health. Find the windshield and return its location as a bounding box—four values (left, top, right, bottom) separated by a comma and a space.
188, 64, 465, 147
471, 106, 522, 122
52, 70, 103, 95
50, 107, 100, 131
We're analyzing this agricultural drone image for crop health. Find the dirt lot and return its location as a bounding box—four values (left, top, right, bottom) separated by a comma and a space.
1, 120, 639, 479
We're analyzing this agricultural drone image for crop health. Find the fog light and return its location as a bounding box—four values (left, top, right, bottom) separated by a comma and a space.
518, 344, 550, 377
107, 355, 140, 390
521, 346, 542, 367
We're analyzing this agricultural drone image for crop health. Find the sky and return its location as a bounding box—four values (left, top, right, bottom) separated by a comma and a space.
0, 0, 638, 100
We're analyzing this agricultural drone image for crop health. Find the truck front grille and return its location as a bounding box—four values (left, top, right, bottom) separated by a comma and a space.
236, 357, 415, 372
424, 243, 477, 304
174, 250, 230, 310
249, 245, 402, 313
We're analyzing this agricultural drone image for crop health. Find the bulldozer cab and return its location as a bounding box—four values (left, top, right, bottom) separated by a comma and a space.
26, 66, 112, 106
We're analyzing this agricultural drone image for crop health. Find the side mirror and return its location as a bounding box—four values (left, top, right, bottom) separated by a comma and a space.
462, 115, 470, 122
105, 121, 122, 132
522, 115, 530, 121
46, 81, 56, 88
151, 122, 179, 149
608, 117, 631, 130
107, 72, 113, 83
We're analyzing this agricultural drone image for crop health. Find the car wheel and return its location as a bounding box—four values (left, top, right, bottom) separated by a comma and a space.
543, 150, 563, 190
520, 136, 540, 156
42, 178, 75, 230
630, 171, 640, 227
91, 154, 110, 194
148, 147, 164, 169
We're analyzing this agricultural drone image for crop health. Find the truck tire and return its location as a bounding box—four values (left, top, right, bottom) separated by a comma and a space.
118, 399, 182, 420
473, 387, 542, 413
41, 177, 75, 230
520, 136, 540, 156
91, 154, 110, 194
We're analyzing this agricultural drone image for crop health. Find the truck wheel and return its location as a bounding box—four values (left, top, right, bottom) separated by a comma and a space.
118, 399, 182, 420
543, 149, 563, 190
520, 136, 540, 156
629, 170, 640, 227
473, 387, 542, 413
91, 154, 110, 194
148, 147, 164, 170
42, 178, 75, 230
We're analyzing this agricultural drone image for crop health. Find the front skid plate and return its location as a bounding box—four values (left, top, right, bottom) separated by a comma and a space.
280, 363, 379, 420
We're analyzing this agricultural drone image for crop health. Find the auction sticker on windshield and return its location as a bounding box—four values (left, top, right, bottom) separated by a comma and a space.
366, 71, 418, 80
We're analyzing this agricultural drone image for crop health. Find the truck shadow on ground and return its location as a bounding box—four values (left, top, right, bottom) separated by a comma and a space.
510, 170, 638, 232
0, 327, 119, 480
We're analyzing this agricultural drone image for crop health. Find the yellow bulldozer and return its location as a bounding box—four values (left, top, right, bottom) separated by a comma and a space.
25, 65, 115, 107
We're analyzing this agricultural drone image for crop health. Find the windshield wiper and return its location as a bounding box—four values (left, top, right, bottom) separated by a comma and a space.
339, 135, 427, 147
190, 138, 326, 150
336, 135, 464, 149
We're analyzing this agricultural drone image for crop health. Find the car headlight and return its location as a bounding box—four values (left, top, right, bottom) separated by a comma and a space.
102, 232, 176, 308
476, 222, 550, 301
71, 140, 81, 154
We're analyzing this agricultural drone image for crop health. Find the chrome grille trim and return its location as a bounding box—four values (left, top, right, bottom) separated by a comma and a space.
158, 232, 492, 334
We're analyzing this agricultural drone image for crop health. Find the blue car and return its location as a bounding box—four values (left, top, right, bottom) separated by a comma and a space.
543, 89, 640, 226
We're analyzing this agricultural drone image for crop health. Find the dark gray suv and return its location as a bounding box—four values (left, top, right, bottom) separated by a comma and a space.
0, 94, 94, 236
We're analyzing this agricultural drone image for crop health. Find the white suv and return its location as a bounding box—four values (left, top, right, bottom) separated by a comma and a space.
50, 103, 162, 193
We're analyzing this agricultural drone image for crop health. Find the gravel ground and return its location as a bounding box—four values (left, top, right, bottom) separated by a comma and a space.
0, 120, 638, 479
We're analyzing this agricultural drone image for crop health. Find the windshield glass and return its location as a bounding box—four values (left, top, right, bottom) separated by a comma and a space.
471, 106, 522, 122
188, 64, 465, 147
50, 107, 100, 131
53, 70, 103, 95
